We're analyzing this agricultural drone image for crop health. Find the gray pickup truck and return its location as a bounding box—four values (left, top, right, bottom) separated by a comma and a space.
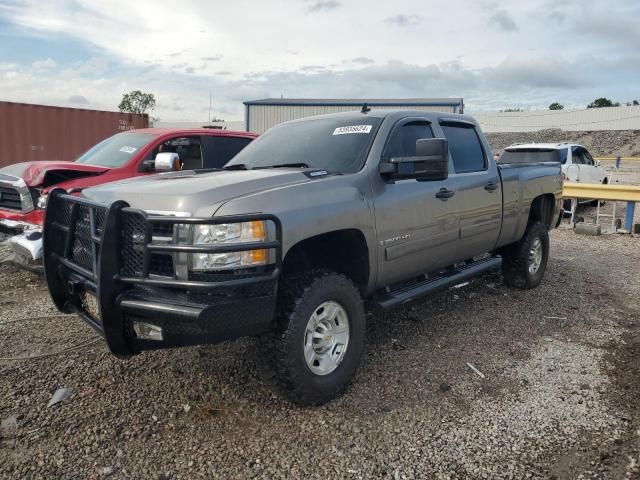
43, 109, 562, 405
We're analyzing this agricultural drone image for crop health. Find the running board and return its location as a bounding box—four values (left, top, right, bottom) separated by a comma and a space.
371, 256, 502, 312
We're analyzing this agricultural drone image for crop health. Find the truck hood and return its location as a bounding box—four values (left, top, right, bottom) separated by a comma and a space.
0, 161, 108, 188
82, 169, 313, 216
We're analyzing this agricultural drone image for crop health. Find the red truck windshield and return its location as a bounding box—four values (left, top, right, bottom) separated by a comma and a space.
75, 132, 155, 168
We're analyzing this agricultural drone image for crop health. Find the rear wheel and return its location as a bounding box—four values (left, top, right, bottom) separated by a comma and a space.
501, 221, 549, 289
259, 271, 366, 405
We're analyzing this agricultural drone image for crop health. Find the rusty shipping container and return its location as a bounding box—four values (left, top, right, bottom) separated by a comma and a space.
0, 101, 149, 168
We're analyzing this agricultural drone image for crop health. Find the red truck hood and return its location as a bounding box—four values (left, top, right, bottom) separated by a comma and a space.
0, 161, 109, 187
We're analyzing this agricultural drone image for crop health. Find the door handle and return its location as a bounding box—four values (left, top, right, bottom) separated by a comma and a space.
435, 188, 455, 200
484, 182, 499, 192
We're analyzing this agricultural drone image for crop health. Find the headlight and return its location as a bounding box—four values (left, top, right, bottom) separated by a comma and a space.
37, 194, 48, 210
190, 221, 270, 271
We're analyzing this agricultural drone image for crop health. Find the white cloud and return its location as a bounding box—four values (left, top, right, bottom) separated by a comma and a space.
32, 58, 57, 69
0, 0, 638, 119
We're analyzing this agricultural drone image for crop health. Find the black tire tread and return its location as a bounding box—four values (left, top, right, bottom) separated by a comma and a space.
259, 270, 365, 405
502, 221, 549, 289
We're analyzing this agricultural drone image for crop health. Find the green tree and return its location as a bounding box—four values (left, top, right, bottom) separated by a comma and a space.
549, 102, 564, 110
587, 97, 620, 108
118, 90, 156, 115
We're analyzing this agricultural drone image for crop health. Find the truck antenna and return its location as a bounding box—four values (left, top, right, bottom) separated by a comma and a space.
361, 103, 371, 113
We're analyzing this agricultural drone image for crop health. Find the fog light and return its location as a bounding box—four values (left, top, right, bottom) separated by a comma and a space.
133, 322, 163, 341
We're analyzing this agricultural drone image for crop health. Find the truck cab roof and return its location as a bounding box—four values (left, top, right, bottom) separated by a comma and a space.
286, 109, 479, 126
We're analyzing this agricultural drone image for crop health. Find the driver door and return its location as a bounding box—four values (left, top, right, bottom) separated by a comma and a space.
373, 119, 459, 286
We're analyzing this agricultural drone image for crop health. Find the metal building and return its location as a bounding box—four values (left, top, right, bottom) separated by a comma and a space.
0, 101, 148, 168
244, 98, 464, 134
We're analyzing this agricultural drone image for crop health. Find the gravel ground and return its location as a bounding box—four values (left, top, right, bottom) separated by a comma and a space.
1, 229, 639, 479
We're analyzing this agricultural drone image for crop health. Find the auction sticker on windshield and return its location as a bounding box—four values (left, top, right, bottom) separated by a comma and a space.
333, 125, 372, 135
119, 146, 137, 154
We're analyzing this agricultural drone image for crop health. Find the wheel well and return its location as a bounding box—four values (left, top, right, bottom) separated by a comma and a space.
529, 194, 556, 229
282, 230, 370, 292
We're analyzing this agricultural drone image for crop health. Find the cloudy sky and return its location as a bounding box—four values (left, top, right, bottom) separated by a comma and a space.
0, 0, 638, 121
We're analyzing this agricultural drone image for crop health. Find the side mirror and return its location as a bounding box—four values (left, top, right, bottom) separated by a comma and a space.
379, 138, 449, 181
153, 152, 181, 172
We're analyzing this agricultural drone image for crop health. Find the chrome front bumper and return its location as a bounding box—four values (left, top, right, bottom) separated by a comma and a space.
0, 218, 43, 267
9, 229, 43, 262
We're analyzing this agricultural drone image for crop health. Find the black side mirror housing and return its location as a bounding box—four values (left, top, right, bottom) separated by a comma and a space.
379, 138, 449, 181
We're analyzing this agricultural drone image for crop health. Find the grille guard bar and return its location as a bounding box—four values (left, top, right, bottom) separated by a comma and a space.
43, 189, 282, 356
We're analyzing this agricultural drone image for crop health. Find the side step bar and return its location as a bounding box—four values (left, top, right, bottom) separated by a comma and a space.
372, 256, 502, 312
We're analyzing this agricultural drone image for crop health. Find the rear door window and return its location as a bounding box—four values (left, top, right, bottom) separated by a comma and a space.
572, 148, 586, 164
201, 136, 253, 169
441, 124, 486, 173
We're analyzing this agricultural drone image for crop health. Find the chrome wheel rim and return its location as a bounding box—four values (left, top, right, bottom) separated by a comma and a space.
304, 301, 350, 376
528, 237, 543, 275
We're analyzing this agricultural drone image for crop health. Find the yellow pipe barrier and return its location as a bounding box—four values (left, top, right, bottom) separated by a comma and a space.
563, 182, 640, 202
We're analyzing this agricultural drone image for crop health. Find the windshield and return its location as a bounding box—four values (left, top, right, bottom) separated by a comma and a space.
75, 132, 155, 167
226, 116, 382, 174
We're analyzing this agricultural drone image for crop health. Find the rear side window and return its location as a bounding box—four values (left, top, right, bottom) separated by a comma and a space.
382, 121, 434, 160
559, 148, 568, 164
571, 148, 586, 165
441, 124, 486, 173
201, 136, 253, 169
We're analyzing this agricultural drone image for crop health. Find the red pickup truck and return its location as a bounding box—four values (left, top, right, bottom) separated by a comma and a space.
0, 127, 257, 268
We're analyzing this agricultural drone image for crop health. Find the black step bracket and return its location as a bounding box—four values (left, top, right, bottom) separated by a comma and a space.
371, 256, 502, 312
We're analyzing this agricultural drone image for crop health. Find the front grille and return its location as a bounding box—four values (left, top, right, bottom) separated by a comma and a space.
121, 211, 147, 277
0, 186, 22, 210
152, 223, 174, 239
71, 205, 94, 270
149, 254, 174, 277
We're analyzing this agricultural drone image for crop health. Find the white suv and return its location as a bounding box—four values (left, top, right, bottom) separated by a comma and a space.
503, 143, 607, 185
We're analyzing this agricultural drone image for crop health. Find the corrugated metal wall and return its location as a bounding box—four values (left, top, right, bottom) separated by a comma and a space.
0, 101, 149, 168
246, 103, 460, 134
473, 106, 640, 132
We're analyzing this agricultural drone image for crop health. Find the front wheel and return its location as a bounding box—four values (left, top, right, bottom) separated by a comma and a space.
259, 271, 366, 405
501, 221, 549, 289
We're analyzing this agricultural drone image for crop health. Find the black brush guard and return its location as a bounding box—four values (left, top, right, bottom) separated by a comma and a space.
43, 190, 282, 356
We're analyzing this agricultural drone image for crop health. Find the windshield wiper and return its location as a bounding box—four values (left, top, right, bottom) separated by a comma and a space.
254, 162, 310, 169
223, 163, 248, 170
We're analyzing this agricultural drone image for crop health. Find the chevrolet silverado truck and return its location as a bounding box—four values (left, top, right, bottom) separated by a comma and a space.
0, 127, 257, 268
43, 110, 562, 405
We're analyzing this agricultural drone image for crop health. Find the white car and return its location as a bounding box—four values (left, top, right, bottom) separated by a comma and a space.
502, 143, 607, 209
503, 143, 607, 184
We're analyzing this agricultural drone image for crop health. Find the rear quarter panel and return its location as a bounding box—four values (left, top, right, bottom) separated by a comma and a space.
496, 162, 562, 248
